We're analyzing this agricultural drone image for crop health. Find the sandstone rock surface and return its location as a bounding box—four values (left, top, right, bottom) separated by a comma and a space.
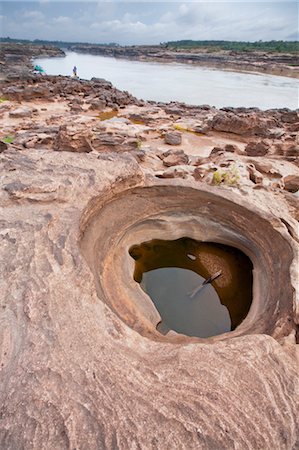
0, 43, 298, 450
0, 147, 298, 450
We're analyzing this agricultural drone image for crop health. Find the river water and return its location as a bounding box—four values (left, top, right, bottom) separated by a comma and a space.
34, 51, 298, 110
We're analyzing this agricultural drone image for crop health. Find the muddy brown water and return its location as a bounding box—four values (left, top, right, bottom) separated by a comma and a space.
129, 237, 253, 338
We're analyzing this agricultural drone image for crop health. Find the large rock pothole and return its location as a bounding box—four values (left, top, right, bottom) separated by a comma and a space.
80, 180, 297, 343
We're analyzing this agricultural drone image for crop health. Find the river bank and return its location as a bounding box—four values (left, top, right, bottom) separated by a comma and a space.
1, 42, 298, 203
68, 43, 299, 79
34, 51, 299, 110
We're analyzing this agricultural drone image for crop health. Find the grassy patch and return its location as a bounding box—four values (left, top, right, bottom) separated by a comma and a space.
174, 124, 203, 136
0, 97, 8, 103
174, 124, 187, 132
212, 166, 240, 186
1, 135, 15, 144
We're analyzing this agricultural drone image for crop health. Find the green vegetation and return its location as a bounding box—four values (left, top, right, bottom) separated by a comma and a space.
174, 124, 188, 132
0, 98, 8, 103
136, 140, 142, 150
163, 40, 299, 53
2, 37, 298, 54
1, 135, 14, 144
212, 166, 240, 186
0, 37, 119, 49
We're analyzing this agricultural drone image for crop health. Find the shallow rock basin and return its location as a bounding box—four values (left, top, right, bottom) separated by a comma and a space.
80, 181, 295, 343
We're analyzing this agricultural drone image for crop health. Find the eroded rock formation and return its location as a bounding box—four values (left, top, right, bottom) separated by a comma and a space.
0, 43, 298, 449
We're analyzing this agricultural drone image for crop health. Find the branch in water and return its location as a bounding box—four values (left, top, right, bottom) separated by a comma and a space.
189, 270, 222, 298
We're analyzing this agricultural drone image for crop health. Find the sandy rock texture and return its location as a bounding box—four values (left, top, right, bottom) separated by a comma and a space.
0, 44, 299, 449
0, 147, 298, 450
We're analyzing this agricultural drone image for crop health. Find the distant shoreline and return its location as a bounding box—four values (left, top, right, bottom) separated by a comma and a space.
67, 44, 299, 80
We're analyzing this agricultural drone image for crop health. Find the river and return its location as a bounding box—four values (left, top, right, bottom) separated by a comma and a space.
34, 51, 299, 110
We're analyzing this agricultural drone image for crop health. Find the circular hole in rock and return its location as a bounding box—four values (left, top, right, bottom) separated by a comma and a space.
80, 184, 295, 342
129, 237, 253, 338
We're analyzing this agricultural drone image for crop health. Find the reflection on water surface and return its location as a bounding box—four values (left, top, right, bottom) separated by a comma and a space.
129, 238, 253, 338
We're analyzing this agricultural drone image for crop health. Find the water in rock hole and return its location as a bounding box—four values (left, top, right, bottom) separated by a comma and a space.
129, 237, 253, 338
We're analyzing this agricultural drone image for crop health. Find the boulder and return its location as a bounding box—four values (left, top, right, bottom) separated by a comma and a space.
161, 149, 189, 167
164, 131, 182, 145
224, 144, 240, 153
283, 175, 299, 193
211, 112, 276, 136
245, 141, 270, 157
9, 106, 34, 118
89, 100, 106, 111
54, 125, 93, 153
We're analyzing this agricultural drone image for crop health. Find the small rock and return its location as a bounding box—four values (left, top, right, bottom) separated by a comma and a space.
193, 167, 206, 181
192, 157, 210, 166
91, 78, 113, 88
89, 100, 106, 111
161, 149, 189, 167
129, 150, 146, 162
210, 147, 224, 156
224, 144, 240, 153
283, 175, 299, 193
164, 131, 182, 145
9, 106, 34, 118
156, 165, 193, 179
248, 165, 263, 185
245, 141, 269, 157
54, 125, 93, 153
0, 141, 8, 152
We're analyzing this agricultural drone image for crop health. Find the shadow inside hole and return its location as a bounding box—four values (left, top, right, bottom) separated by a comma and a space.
129, 237, 253, 338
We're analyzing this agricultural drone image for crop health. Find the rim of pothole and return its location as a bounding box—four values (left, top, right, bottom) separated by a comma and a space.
79, 179, 297, 343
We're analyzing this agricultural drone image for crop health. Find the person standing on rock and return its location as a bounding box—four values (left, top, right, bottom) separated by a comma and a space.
73, 66, 77, 77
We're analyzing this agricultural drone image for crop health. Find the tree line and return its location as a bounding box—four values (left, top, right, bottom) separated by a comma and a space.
162, 40, 299, 53
1, 37, 298, 53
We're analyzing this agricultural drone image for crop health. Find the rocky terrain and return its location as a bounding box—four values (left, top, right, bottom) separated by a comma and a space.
0, 43, 298, 449
0, 42, 64, 80
69, 43, 299, 78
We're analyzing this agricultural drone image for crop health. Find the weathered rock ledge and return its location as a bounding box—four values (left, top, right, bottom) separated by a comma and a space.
0, 43, 298, 449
